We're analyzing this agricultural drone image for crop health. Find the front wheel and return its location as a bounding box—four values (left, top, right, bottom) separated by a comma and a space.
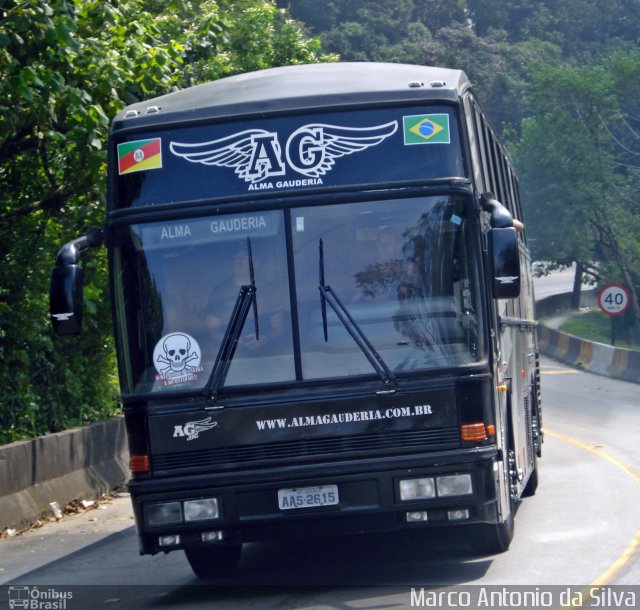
522, 455, 539, 498
466, 401, 517, 556
185, 544, 242, 579
465, 510, 515, 555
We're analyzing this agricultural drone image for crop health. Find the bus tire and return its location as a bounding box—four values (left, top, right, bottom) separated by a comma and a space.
466, 403, 516, 555
522, 458, 539, 497
465, 511, 515, 555
185, 544, 242, 579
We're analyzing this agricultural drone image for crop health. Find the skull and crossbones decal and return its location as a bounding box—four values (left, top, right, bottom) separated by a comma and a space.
153, 332, 202, 384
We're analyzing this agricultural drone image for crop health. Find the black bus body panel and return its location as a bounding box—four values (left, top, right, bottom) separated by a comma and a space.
125, 374, 501, 555
110, 63, 470, 134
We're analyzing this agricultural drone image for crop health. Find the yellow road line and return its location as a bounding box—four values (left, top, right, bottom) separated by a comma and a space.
547, 429, 640, 597
542, 370, 579, 375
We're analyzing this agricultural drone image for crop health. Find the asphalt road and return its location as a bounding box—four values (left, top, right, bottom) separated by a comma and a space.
533, 264, 582, 299
2, 356, 639, 609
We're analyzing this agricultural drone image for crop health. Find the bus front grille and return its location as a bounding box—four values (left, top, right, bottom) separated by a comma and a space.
152, 427, 461, 474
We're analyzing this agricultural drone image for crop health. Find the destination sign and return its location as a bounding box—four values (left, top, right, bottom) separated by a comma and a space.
136, 211, 279, 249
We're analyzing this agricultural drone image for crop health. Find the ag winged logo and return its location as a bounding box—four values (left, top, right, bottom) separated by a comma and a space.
169, 121, 398, 186
173, 416, 218, 441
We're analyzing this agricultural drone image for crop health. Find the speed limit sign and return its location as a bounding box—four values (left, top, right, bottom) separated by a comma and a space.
598, 284, 631, 317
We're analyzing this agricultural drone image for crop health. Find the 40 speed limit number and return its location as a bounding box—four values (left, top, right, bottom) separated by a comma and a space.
598, 284, 631, 317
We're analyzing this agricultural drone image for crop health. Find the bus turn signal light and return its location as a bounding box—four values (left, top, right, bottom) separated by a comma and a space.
461, 423, 493, 442
129, 455, 150, 473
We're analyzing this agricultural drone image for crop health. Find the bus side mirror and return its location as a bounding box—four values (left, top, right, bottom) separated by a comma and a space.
50, 265, 85, 335
489, 227, 521, 299
50, 229, 103, 336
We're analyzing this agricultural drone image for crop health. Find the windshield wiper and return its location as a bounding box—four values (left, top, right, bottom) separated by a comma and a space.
203, 238, 259, 401
318, 239, 397, 388
247, 237, 259, 341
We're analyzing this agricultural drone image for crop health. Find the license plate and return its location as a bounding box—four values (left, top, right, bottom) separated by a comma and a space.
278, 485, 339, 510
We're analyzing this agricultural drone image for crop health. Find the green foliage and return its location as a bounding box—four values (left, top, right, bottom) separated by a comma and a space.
466, 0, 640, 58
0, 0, 331, 444
4, 0, 640, 442
560, 310, 640, 351
282, 0, 640, 133
514, 50, 640, 339
282, 1, 535, 131
282, 0, 640, 340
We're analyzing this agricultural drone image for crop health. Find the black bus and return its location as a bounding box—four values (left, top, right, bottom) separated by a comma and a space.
51, 62, 542, 578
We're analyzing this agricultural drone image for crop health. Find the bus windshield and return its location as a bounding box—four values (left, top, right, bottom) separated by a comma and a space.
113, 194, 484, 395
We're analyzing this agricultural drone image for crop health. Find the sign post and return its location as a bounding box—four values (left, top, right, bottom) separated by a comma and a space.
597, 284, 631, 345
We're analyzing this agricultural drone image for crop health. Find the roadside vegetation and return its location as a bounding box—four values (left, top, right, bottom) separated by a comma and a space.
2, 0, 640, 442
0, 0, 333, 443
560, 310, 640, 351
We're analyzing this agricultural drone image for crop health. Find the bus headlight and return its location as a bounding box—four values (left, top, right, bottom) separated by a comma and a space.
400, 477, 436, 500
184, 498, 219, 522
436, 474, 473, 497
146, 501, 182, 526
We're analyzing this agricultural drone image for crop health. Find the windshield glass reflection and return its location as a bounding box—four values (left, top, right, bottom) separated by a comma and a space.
292, 196, 483, 379
113, 196, 483, 395
114, 211, 295, 394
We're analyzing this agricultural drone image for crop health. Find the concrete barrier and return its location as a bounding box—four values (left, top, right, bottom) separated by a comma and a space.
536, 292, 640, 384
0, 416, 129, 532
535, 289, 598, 318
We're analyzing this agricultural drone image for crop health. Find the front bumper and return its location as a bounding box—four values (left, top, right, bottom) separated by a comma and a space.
129, 447, 500, 555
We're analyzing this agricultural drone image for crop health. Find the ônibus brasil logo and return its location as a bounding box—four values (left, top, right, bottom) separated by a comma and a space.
169, 121, 398, 188
8, 586, 72, 609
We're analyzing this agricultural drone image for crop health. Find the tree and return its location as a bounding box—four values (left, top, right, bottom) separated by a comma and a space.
515, 51, 640, 337
418, 24, 534, 132
466, 0, 640, 59
272, 2, 640, 338
0, 0, 332, 442
0, 0, 184, 441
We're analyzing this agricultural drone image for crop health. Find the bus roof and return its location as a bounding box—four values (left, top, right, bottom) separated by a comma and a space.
112, 63, 471, 132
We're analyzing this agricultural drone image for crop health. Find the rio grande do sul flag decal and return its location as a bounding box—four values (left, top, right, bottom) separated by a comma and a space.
117, 138, 162, 175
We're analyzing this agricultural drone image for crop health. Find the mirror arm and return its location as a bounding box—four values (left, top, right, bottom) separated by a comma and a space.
55, 228, 104, 266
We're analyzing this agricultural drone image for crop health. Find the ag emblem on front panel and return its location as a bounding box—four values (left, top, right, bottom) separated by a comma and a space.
169, 121, 398, 184
173, 416, 218, 441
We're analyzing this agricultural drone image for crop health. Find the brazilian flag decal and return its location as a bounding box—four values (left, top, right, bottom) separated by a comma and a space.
403, 114, 450, 145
